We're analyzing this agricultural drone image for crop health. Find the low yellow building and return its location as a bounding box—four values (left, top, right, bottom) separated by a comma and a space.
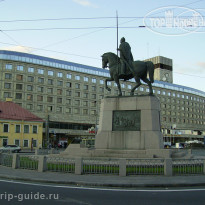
0, 100, 44, 149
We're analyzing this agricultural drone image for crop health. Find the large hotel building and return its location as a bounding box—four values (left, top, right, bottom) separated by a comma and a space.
0, 50, 204, 147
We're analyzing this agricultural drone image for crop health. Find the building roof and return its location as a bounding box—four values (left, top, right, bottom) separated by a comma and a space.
0, 50, 205, 97
0, 101, 44, 122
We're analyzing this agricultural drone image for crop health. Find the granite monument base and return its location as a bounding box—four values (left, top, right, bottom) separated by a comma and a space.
63, 96, 187, 158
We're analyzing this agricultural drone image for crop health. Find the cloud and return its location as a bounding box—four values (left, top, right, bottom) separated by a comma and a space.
72, 0, 98, 8
174, 62, 205, 75
196, 62, 205, 69
0, 45, 33, 53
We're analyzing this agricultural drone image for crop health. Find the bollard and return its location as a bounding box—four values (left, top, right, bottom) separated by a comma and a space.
203, 160, 205, 175
75, 157, 83, 175
35, 149, 40, 155
119, 159, 127, 177
164, 158, 173, 176
12, 154, 20, 169
38, 155, 47, 172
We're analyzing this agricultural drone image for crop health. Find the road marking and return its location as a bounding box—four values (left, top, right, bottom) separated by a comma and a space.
0, 179, 205, 192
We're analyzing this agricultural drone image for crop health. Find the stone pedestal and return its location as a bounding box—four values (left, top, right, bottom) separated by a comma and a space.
63, 95, 173, 158
95, 95, 163, 151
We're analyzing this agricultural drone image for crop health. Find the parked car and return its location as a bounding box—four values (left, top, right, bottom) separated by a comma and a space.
0, 145, 21, 153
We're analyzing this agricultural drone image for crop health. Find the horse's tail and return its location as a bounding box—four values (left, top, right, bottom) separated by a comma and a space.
146, 61, 154, 83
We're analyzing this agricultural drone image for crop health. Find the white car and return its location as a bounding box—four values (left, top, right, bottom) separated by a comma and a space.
0, 145, 21, 153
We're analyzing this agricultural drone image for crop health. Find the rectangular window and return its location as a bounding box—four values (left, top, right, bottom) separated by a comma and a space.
67, 74, 72, 79
57, 81, 63, 86
48, 106, 53, 112
2, 139, 8, 146
16, 93, 22, 99
4, 83, 11, 89
92, 78, 96, 83
58, 72, 63, 77
47, 97, 53, 102
75, 75, 80, 80
15, 139, 20, 146
83, 93, 88, 98
48, 70, 54, 76
37, 95, 43, 101
33, 125, 38, 134
66, 90, 72, 96
74, 108, 80, 114
32, 140, 37, 147
65, 107, 71, 113
4, 92, 11, 98
16, 84, 23, 90
48, 79, 53, 85
5, 64, 12, 70
28, 67, 34, 72
15, 125, 21, 133
92, 86, 96, 91
83, 109, 88, 115
75, 83, 80, 89
17, 65, 23, 71
5, 73, 12, 79
38, 68, 44, 74
27, 94, 33, 101
27, 85, 33, 91
84, 85, 88, 90
37, 86, 44, 92
3, 124, 9, 132
66, 82, 72, 87
37, 105, 43, 111
47, 88, 53, 94
57, 98, 62, 103
84, 77, 89, 82
56, 107, 62, 113
38, 77, 44, 84
26, 104, 33, 110
16, 74, 23, 81
57, 89, 62, 95
24, 125, 29, 133
27, 76, 34, 82
23, 140, 29, 147
75, 92, 80, 97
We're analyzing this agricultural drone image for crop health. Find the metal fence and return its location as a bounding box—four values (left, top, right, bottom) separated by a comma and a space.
83, 158, 119, 174
19, 155, 39, 170
36, 149, 60, 155
0, 153, 13, 167
127, 159, 164, 175
1, 152, 205, 176
46, 157, 75, 173
173, 159, 204, 175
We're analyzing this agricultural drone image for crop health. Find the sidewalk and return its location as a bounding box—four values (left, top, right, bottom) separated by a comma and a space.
1, 165, 205, 188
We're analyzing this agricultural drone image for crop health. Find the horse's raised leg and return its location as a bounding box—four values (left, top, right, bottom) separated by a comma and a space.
114, 76, 122, 96
130, 76, 141, 96
142, 78, 153, 95
105, 77, 113, 92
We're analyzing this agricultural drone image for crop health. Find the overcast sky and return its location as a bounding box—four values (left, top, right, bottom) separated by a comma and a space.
0, 0, 205, 92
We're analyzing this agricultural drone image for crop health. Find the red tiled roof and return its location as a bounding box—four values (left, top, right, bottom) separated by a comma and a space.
0, 101, 44, 122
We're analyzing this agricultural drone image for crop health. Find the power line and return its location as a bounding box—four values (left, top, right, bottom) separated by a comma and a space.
1, 25, 205, 32
0, 41, 204, 79
0, 41, 101, 61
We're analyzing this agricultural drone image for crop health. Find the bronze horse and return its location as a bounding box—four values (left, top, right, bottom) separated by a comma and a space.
101, 52, 155, 96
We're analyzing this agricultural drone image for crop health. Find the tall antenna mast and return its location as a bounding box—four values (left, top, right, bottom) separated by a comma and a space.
116, 10, 119, 57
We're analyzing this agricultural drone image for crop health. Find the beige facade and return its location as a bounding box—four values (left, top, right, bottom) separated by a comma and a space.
0, 50, 204, 145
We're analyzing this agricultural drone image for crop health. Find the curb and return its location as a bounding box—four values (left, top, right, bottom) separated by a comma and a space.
1, 174, 205, 188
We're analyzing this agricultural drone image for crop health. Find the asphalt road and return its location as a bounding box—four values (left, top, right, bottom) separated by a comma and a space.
0, 180, 205, 205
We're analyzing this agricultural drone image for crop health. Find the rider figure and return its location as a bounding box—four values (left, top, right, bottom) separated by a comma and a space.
117, 37, 134, 76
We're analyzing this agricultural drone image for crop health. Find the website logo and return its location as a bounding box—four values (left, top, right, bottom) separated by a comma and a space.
143, 6, 205, 36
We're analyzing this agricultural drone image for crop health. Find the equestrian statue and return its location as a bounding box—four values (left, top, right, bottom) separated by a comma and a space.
101, 37, 154, 96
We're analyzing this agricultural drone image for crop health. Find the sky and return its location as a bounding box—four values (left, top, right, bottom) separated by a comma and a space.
0, 0, 205, 92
